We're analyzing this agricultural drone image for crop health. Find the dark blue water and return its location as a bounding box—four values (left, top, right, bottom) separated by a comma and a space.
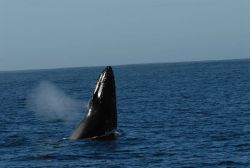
1, 60, 250, 167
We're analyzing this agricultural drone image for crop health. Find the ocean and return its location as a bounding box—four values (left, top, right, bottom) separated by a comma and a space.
1, 59, 250, 167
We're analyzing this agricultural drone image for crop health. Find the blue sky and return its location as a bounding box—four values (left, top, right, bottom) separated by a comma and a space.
0, 0, 250, 71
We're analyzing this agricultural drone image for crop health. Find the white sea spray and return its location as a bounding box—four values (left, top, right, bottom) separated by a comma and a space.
27, 81, 85, 122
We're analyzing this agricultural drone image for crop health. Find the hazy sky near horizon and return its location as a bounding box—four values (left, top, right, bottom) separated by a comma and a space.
1, 0, 250, 71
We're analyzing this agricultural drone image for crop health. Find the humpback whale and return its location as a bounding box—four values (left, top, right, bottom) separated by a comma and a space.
70, 66, 117, 140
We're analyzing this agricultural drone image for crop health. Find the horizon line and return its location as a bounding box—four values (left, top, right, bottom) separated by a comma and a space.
1, 58, 250, 73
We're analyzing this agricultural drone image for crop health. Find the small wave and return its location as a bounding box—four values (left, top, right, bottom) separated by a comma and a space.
235, 143, 250, 152
218, 160, 239, 166
87, 131, 120, 141
203, 160, 246, 167
16, 98, 27, 109
31, 154, 54, 161
209, 131, 241, 141
28, 154, 80, 161
0, 133, 28, 147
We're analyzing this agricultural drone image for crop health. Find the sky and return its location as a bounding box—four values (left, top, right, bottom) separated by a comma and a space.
0, 0, 250, 71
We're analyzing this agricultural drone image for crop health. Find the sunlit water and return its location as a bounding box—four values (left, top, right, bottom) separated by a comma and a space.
1, 60, 250, 167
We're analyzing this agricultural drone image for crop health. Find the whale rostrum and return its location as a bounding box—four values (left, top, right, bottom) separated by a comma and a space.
70, 66, 117, 140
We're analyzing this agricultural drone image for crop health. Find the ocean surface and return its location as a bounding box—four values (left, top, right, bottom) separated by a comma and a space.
1, 60, 250, 167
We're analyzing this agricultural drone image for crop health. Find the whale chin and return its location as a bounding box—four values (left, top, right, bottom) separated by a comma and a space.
70, 66, 117, 140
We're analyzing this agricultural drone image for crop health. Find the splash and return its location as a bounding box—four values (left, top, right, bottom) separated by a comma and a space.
28, 81, 84, 121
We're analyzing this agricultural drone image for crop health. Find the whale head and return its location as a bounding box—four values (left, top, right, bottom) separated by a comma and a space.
70, 66, 117, 139
92, 66, 116, 105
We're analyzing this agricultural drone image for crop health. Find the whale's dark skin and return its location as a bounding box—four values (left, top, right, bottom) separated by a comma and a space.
70, 66, 117, 140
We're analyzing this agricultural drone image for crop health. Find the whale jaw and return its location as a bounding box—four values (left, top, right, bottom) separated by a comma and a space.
70, 66, 117, 140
